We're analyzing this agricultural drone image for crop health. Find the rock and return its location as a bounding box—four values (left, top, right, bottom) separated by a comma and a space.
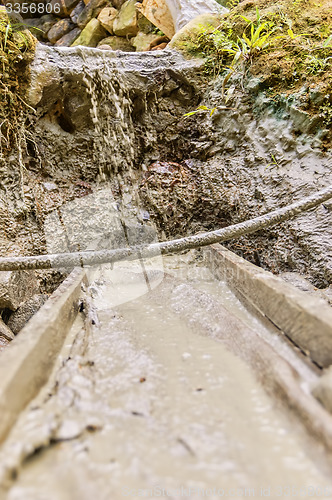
131, 32, 163, 51
309, 86, 325, 106
97, 35, 135, 51
77, 0, 108, 29
138, 0, 174, 39
7, 294, 49, 335
0, 271, 39, 311
97, 6, 118, 34
165, 0, 228, 32
0, 317, 14, 342
150, 41, 168, 50
25, 15, 59, 41
49, 0, 81, 17
149, 34, 168, 47
41, 14, 60, 34
169, 13, 223, 50
24, 17, 44, 32
71, 18, 107, 47
111, 0, 127, 8
70, 0, 85, 23
113, 0, 138, 37
55, 27, 81, 46
137, 11, 155, 34
47, 18, 75, 44
279, 272, 317, 293
289, 105, 321, 135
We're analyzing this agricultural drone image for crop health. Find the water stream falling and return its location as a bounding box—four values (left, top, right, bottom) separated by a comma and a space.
81, 61, 136, 178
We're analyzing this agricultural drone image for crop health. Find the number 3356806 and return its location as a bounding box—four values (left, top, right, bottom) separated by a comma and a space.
5, 3, 61, 14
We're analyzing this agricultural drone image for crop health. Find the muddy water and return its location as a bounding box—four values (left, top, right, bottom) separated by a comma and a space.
1, 257, 331, 499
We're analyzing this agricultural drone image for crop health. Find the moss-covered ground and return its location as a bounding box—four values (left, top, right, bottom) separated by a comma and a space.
174, 0, 332, 148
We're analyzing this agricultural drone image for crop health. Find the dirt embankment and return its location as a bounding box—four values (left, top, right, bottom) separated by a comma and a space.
0, 0, 331, 344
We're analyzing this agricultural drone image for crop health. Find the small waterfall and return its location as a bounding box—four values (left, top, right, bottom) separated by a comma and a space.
82, 61, 136, 179
18, 45, 202, 263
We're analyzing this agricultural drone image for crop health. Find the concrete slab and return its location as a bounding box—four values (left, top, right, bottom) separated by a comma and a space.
204, 244, 332, 368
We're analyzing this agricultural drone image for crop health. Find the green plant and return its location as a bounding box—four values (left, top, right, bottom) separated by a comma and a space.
225, 0, 241, 9
184, 23, 239, 77
184, 105, 218, 118
151, 27, 165, 36
265, 153, 281, 170
319, 99, 332, 127
305, 54, 332, 74
238, 8, 278, 59
0, 11, 36, 151
292, 0, 306, 9
0, 19, 34, 52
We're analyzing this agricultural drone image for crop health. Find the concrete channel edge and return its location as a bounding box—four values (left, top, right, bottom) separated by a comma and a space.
205, 244, 332, 368
204, 244, 332, 451
0, 268, 87, 445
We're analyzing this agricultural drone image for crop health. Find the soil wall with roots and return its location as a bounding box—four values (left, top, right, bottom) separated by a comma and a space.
1, 43, 331, 297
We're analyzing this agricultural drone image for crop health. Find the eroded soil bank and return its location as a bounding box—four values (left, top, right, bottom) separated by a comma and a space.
23, 44, 332, 288
0, 0, 331, 344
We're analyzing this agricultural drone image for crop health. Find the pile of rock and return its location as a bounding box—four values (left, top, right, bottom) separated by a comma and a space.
11, 0, 170, 50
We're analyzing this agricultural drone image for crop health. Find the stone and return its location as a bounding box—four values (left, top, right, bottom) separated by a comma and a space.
49, 0, 81, 17
0, 271, 39, 311
131, 31, 164, 51
47, 18, 75, 44
289, 105, 321, 135
55, 27, 81, 46
169, 13, 223, 50
149, 34, 168, 48
138, 0, 174, 39
322, 286, 332, 306
150, 41, 168, 50
77, 0, 108, 29
97, 35, 135, 51
41, 14, 60, 34
70, 0, 85, 23
25, 15, 59, 41
24, 17, 45, 41
97, 6, 118, 34
165, 0, 228, 32
71, 18, 107, 47
7, 295, 49, 335
113, 0, 138, 37
111, 0, 127, 8
137, 11, 155, 34
0, 318, 14, 342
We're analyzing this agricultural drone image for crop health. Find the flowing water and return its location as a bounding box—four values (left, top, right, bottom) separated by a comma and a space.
0, 256, 331, 499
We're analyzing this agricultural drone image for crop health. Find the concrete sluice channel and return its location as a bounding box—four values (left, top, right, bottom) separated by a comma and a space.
1, 249, 332, 498
1, 24, 332, 499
